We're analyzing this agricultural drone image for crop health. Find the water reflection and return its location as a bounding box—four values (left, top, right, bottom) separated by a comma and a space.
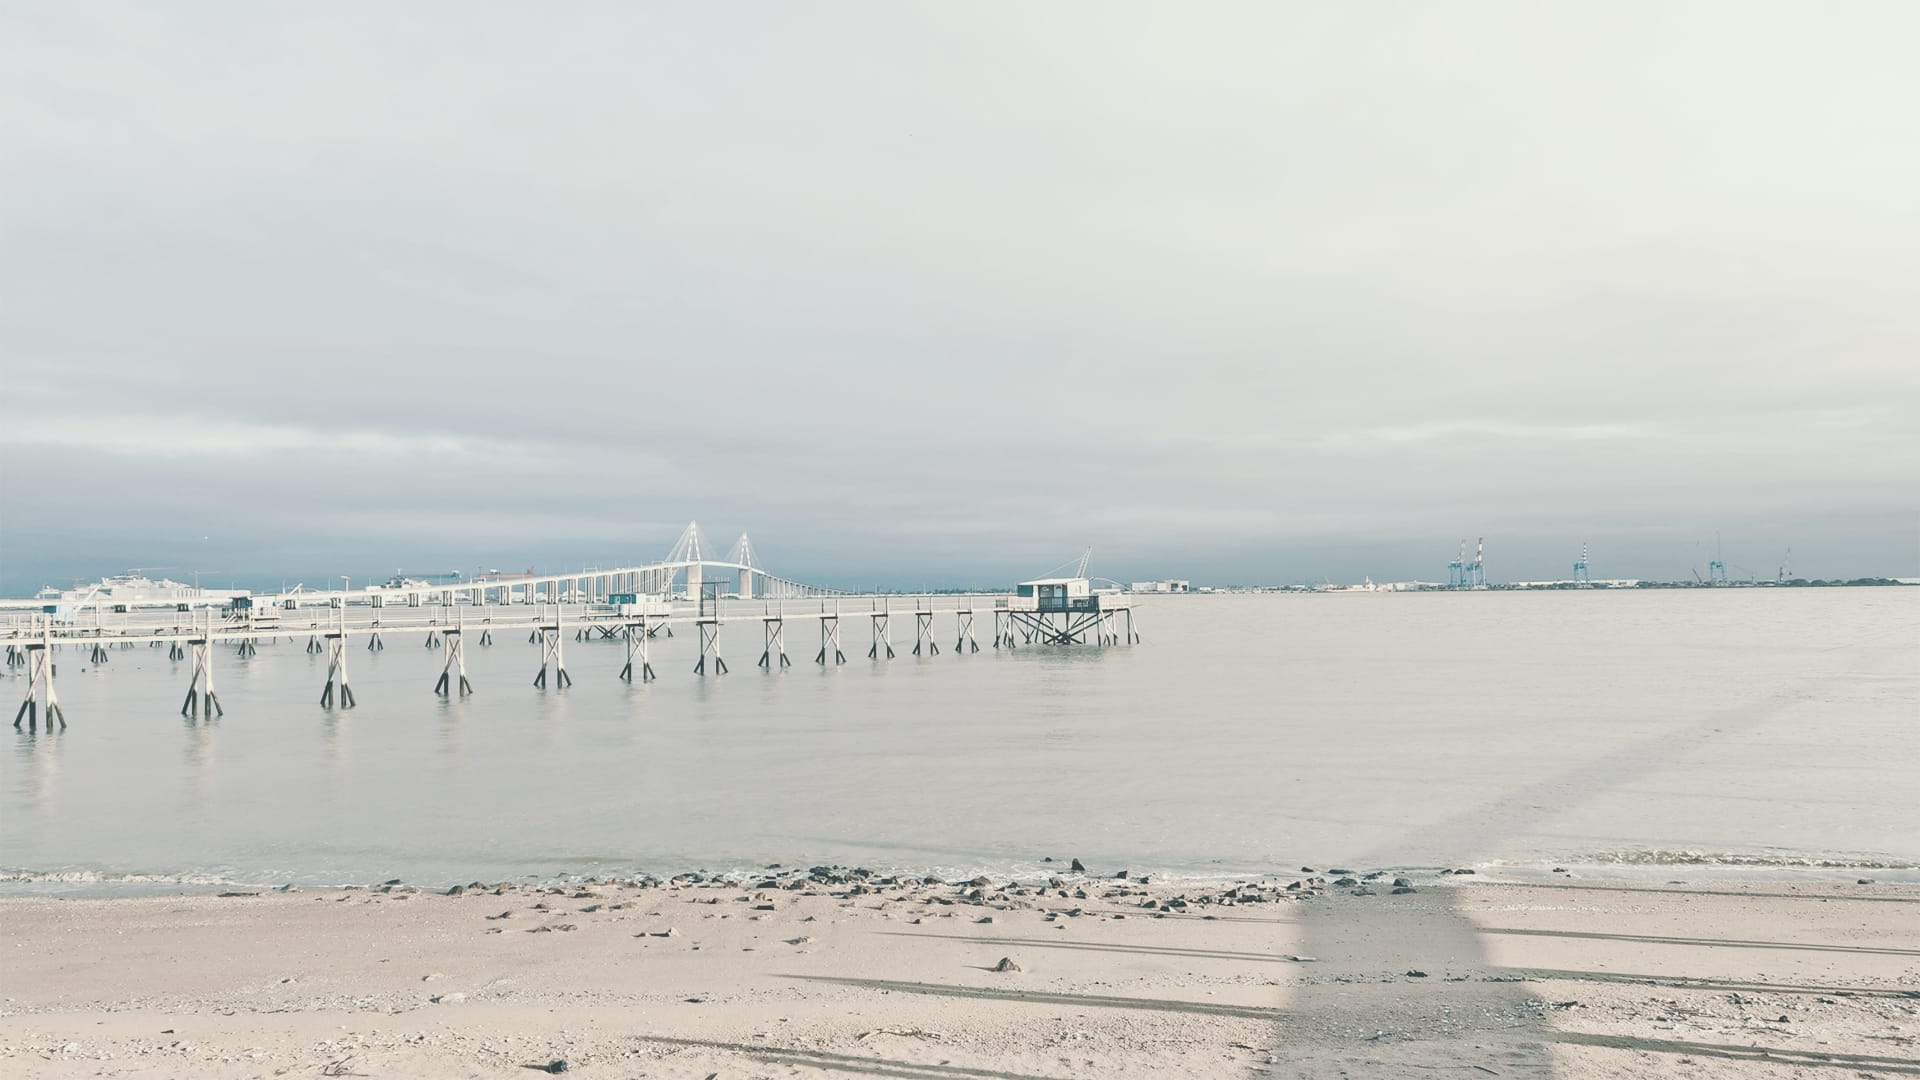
320, 709, 350, 767
10, 727, 61, 810
180, 713, 219, 805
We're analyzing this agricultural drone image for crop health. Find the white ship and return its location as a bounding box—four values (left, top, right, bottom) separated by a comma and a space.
32, 573, 251, 608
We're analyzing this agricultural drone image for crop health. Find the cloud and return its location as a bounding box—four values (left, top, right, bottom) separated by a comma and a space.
2, 4, 1918, 587
0, 414, 560, 463
1315, 420, 1652, 452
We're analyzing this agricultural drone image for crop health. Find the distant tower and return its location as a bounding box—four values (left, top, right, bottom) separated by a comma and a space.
1447, 541, 1465, 589
1573, 542, 1591, 585
1778, 547, 1792, 584
1469, 537, 1486, 588
1708, 532, 1728, 585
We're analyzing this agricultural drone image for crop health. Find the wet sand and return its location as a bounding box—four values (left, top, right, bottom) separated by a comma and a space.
1, 869, 1915, 1078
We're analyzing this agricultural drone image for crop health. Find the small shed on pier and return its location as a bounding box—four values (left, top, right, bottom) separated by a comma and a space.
1016, 576, 1093, 612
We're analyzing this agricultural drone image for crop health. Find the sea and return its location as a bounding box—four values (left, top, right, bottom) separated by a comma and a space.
4, 589, 1916, 895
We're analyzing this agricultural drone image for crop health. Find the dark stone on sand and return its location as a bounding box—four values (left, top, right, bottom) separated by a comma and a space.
1047, 876, 1065, 888
1114, 870, 1129, 879
1351, 887, 1376, 896
1334, 877, 1358, 887
1452, 868, 1475, 875
542, 1059, 569, 1074
1392, 877, 1412, 888
445, 885, 465, 896
970, 875, 993, 887
1329, 868, 1353, 875
1858, 878, 1875, 885
993, 957, 1021, 973
384, 878, 402, 886
1552, 867, 1569, 874
1392, 886, 1416, 894
1070, 859, 1086, 872
1406, 969, 1428, 978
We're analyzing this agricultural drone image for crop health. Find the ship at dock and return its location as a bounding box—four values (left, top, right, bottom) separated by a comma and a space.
25, 573, 250, 612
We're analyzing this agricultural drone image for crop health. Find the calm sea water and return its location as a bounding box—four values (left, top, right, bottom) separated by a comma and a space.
4, 590, 1916, 893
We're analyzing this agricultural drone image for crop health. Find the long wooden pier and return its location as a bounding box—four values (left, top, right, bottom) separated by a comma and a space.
5, 592, 1138, 729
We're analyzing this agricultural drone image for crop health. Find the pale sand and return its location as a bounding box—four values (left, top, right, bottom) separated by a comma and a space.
2, 870, 1915, 1078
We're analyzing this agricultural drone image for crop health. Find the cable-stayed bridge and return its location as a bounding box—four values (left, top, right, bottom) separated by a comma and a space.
368, 521, 849, 607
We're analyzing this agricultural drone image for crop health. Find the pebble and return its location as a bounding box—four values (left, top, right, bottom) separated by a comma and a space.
992, 957, 1021, 973
429, 992, 467, 1005
1069, 859, 1086, 873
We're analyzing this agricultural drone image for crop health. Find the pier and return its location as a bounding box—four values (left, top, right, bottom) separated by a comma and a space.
5, 524, 1136, 728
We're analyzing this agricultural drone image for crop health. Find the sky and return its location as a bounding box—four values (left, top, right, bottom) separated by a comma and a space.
3, 2, 1917, 592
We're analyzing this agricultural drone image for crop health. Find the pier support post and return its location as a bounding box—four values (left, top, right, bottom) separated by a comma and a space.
912, 608, 939, 656
320, 611, 355, 709
534, 608, 570, 689
695, 618, 727, 675
759, 615, 789, 669
89, 641, 110, 665
868, 608, 894, 660
12, 624, 64, 731
366, 623, 384, 651
181, 618, 223, 718
433, 629, 472, 697
619, 618, 655, 682
236, 637, 256, 658
992, 608, 1015, 650
955, 608, 980, 653
816, 614, 845, 666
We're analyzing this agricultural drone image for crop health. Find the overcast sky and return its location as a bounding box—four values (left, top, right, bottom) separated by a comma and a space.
3, 2, 1917, 591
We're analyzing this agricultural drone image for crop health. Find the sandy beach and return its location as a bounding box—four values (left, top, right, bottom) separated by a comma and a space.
2, 867, 1915, 1078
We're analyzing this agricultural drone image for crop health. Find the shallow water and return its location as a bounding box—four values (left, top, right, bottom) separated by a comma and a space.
3, 589, 1916, 893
